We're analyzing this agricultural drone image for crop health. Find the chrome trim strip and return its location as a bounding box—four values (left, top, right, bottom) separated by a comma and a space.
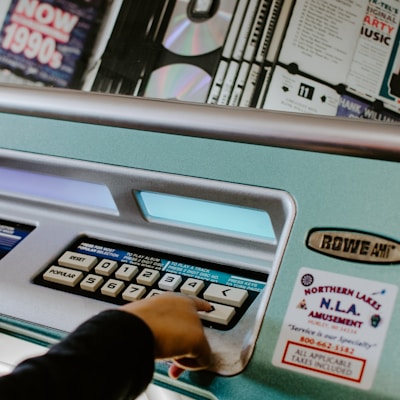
0, 84, 399, 161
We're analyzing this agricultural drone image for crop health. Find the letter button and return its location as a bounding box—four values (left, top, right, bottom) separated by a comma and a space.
43, 266, 83, 287
58, 251, 98, 272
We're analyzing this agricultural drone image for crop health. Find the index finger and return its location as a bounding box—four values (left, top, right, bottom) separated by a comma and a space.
189, 296, 213, 313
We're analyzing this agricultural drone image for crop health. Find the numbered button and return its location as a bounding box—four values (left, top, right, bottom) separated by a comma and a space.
95, 259, 118, 276
80, 274, 104, 292
158, 273, 182, 291
180, 278, 205, 296
122, 284, 146, 301
136, 268, 160, 286
116, 264, 138, 281
101, 279, 125, 297
146, 289, 165, 298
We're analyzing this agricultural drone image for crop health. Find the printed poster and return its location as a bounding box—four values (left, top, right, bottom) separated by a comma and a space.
273, 267, 398, 389
346, 0, 400, 110
278, 0, 367, 85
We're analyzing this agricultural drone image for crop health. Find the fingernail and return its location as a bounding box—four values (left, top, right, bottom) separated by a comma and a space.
168, 364, 184, 380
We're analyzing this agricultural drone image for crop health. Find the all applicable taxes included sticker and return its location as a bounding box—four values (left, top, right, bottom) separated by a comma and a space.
272, 267, 397, 389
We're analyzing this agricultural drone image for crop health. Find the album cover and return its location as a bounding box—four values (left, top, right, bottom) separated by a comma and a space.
337, 94, 400, 122
0, 0, 106, 88
0, 2, 12, 27
0, 66, 44, 85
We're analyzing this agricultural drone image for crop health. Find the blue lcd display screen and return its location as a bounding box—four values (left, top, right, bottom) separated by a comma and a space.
0, 219, 35, 260
135, 191, 276, 243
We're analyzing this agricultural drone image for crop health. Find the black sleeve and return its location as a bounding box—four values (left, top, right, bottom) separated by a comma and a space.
0, 310, 155, 400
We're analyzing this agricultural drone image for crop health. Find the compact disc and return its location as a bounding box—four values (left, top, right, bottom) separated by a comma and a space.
163, 0, 237, 56
144, 64, 212, 102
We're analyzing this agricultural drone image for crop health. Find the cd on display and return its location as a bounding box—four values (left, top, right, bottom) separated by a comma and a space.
162, 0, 237, 56
144, 64, 212, 102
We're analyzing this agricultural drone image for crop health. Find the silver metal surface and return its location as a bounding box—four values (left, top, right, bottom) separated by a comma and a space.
0, 148, 295, 376
0, 84, 399, 161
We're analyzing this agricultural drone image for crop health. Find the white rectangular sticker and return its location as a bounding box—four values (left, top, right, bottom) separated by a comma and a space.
277, 0, 367, 85
273, 267, 397, 389
263, 65, 340, 116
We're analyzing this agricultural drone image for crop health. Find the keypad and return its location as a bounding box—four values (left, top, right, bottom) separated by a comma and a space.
33, 237, 267, 330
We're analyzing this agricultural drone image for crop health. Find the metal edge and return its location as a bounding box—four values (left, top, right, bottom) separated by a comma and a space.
0, 84, 399, 161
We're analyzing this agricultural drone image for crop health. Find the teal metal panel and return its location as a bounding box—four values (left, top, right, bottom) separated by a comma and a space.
0, 110, 399, 399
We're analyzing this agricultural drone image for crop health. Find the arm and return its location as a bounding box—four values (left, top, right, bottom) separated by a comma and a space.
0, 293, 211, 400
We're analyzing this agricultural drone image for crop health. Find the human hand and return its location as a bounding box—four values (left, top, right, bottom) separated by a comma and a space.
120, 293, 212, 379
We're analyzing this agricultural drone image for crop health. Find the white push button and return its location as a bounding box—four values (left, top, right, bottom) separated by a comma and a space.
146, 289, 165, 298
137, 268, 160, 286
58, 251, 97, 272
44, 266, 83, 287
158, 273, 182, 291
80, 274, 104, 292
116, 264, 138, 281
101, 279, 125, 297
180, 278, 205, 296
122, 284, 146, 301
199, 302, 235, 326
203, 283, 248, 307
95, 259, 118, 276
